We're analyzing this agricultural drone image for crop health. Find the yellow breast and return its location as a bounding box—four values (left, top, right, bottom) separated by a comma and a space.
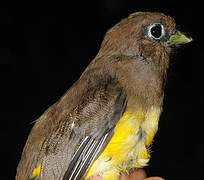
85, 106, 161, 180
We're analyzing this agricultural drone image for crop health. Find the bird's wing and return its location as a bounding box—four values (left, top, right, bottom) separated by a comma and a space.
62, 86, 127, 180
16, 73, 126, 180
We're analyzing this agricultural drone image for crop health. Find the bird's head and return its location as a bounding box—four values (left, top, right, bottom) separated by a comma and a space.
97, 12, 192, 68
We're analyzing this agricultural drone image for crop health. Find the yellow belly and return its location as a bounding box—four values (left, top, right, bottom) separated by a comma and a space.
85, 106, 161, 180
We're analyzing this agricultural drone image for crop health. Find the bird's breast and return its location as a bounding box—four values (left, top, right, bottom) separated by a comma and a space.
85, 106, 161, 180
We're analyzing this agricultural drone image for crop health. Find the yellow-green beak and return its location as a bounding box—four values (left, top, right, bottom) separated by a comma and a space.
167, 31, 192, 46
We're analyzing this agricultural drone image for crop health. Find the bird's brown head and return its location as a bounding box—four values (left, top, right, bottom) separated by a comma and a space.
97, 12, 192, 68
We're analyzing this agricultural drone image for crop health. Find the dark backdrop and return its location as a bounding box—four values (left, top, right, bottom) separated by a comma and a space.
1, 1, 202, 179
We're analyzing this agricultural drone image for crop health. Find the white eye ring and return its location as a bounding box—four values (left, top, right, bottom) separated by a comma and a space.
147, 23, 165, 40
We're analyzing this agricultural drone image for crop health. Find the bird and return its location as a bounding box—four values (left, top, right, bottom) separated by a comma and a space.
16, 12, 192, 180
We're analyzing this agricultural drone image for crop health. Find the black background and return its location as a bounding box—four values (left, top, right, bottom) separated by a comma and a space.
1, 1, 202, 179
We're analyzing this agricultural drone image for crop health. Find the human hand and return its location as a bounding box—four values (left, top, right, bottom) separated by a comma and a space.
90, 169, 164, 180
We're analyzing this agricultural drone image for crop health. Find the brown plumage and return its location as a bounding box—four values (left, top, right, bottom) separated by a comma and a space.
16, 12, 191, 180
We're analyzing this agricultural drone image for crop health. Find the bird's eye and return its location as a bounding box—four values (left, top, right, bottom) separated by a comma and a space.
148, 23, 165, 40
